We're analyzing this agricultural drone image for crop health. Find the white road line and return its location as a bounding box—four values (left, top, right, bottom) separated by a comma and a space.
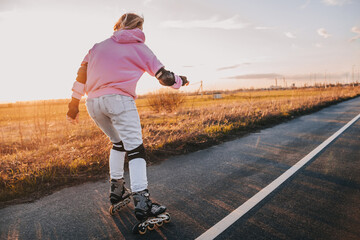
195, 113, 360, 240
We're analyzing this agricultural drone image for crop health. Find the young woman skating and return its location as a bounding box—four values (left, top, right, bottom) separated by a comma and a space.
66, 13, 189, 233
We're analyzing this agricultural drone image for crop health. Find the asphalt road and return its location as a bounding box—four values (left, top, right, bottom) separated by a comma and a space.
1, 97, 359, 240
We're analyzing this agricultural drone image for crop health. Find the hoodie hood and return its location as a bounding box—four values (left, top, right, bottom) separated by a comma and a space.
111, 28, 145, 44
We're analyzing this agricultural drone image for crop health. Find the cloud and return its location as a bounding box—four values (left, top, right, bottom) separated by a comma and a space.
352, 26, 360, 34
317, 28, 331, 38
227, 73, 350, 81
161, 15, 250, 30
218, 64, 242, 71
321, 0, 352, 6
0, 1, 17, 12
255, 26, 275, 30
284, 32, 296, 38
315, 43, 323, 48
226, 73, 283, 80
350, 26, 360, 42
217, 63, 251, 71
300, 0, 311, 9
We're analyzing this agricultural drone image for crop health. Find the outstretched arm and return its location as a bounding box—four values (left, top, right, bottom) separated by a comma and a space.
141, 45, 189, 88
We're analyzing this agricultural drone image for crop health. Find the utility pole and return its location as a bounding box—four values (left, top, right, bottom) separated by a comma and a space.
352, 65, 355, 87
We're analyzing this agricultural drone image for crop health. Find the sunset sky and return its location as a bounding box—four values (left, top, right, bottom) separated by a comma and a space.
0, 0, 359, 102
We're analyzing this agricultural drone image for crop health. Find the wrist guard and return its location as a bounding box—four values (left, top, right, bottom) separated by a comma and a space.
155, 67, 176, 86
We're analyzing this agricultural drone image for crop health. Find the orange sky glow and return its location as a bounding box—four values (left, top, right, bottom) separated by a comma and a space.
0, 0, 359, 102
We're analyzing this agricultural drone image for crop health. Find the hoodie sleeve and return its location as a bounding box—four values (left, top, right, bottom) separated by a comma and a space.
141, 45, 184, 89
141, 45, 164, 77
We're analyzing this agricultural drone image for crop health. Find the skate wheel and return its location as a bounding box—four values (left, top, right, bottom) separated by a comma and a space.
156, 221, 163, 227
164, 213, 171, 223
147, 223, 155, 231
109, 205, 115, 216
139, 227, 147, 235
132, 223, 147, 235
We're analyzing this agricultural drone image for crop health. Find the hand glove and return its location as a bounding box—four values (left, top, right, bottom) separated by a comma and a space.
67, 98, 80, 124
180, 76, 189, 86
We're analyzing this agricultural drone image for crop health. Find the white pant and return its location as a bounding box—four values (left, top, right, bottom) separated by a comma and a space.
86, 94, 148, 192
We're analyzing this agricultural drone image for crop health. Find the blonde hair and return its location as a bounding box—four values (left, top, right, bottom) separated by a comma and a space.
114, 13, 144, 31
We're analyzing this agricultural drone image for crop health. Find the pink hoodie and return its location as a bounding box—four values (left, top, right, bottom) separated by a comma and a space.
71, 28, 183, 100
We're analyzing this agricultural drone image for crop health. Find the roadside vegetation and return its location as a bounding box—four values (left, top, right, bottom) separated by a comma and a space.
1, 85, 360, 205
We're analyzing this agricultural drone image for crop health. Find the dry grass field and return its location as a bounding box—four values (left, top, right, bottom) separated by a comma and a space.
1, 85, 360, 205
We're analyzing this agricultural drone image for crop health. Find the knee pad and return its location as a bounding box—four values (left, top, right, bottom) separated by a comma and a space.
126, 144, 146, 161
112, 141, 125, 152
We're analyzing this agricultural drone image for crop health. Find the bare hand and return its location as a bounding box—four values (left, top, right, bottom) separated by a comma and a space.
67, 98, 80, 125
66, 114, 79, 125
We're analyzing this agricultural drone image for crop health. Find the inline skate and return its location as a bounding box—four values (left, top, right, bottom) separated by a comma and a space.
109, 178, 132, 215
132, 189, 171, 234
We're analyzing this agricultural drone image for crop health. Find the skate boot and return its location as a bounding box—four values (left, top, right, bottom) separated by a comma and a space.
132, 189, 171, 234
109, 178, 131, 215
